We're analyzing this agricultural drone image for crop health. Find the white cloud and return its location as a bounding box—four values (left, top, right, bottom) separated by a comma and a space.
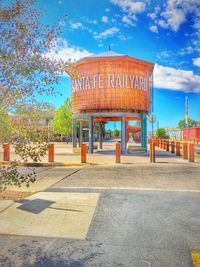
147, 5, 160, 20
147, 12, 157, 20
122, 15, 134, 26
46, 39, 91, 62
102, 16, 109, 23
160, 0, 200, 31
193, 58, 200, 67
157, 19, 168, 28
70, 22, 84, 30
154, 64, 200, 93
110, 0, 146, 13
150, 25, 158, 33
110, 0, 147, 26
94, 27, 119, 39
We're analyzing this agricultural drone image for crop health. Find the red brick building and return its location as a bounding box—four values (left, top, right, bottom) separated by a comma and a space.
182, 127, 200, 141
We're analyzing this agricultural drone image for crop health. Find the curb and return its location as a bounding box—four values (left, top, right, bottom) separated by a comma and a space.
0, 161, 93, 167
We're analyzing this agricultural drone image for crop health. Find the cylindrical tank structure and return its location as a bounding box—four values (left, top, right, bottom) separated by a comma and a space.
66, 51, 155, 154
70, 51, 154, 115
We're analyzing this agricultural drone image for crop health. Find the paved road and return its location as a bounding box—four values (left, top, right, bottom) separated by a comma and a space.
0, 188, 199, 266
0, 164, 200, 267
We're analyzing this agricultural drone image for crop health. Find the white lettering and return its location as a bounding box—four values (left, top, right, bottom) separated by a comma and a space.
134, 77, 139, 89
139, 77, 144, 90
125, 75, 129, 88
72, 74, 149, 92
116, 74, 121, 88
144, 78, 147, 91
85, 76, 90, 89
99, 74, 103, 88
129, 75, 134, 89
93, 75, 98, 88
77, 79, 82, 90
108, 74, 114, 88
122, 74, 125, 88
81, 77, 86, 90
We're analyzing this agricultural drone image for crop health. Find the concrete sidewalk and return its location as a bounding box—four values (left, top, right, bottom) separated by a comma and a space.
0, 191, 99, 239
5, 166, 81, 193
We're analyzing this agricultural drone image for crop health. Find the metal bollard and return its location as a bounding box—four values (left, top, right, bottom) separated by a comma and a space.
150, 141, 155, 163
188, 143, 195, 162
182, 142, 188, 160
115, 143, 121, 163
81, 143, 87, 163
3, 143, 10, 161
176, 141, 180, 156
48, 143, 54, 162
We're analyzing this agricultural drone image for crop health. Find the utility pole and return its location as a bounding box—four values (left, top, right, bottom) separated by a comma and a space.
185, 96, 189, 142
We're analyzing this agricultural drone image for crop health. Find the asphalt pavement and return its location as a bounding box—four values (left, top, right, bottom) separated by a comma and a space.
0, 164, 200, 267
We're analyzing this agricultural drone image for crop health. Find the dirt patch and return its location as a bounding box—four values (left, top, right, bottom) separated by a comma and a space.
0, 191, 32, 200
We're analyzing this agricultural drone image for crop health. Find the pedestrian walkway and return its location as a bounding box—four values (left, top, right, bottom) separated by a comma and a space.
1, 141, 197, 166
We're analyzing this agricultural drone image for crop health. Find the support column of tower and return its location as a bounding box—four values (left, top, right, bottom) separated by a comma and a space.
72, 118, 77, 148
141, 113, 147, 152
89, 116, 94, 154
99, 122, 103, 149
121, 115, 126, 154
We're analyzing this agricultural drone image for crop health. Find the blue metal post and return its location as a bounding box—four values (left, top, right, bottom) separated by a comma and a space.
121, 115, 126, 154
141, 113, 147, 152
89, 116, 94, 154
72, 118, 77, 148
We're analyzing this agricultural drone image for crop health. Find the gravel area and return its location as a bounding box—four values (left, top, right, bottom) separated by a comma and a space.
0, 191, 32, 200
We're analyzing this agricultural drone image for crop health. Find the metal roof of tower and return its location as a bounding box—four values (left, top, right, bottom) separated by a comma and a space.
86, 51, 126, 58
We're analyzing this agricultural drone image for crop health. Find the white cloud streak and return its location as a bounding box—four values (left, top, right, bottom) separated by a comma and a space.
110, 0, 146, 13
150, 25, 158, 33
154, 64, 200, 93
70, 22, 84, 30
161, 0, 200, 31
193, 58, 200, 67
102, 16, 109, 23
94, 27, 119, 39
110, 0, 147, 26
46, 39, 91, 62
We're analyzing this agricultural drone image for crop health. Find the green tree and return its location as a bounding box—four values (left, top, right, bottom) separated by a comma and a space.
0, 0, 65, 111
178, 118, 200, 128
113, 129, 120, 138
0, 109, 13, 143
51, 98, 73, 141
155, 128, 167, 138
0, 0, 66, 191
13, 103, 54, 162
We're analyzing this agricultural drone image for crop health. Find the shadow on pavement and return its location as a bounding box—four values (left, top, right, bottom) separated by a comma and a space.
16, 199, 55, 214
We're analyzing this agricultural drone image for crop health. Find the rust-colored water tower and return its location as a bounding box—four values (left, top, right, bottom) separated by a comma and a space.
67, 51, 154, 154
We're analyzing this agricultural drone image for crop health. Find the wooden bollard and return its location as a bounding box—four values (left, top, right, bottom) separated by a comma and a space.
159, 139, 162, 148
157, 139, 160, 148
150, 142, 155, 163
166, 140, 169, 151
3, 143, 10, 161
171, 141, 175, 153
176, 141, 180, 156
182, 142, 188, 160
81, 143, 87, 163
160, 139, 163, 149
48, 143, 54, 162
188, 143, 195, 162
115, 143, 121, 163
162, 139, 164, 149
164, 140, 167, 150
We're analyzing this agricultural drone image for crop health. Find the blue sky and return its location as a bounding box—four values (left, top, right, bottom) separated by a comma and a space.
8, 0, 200, 128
